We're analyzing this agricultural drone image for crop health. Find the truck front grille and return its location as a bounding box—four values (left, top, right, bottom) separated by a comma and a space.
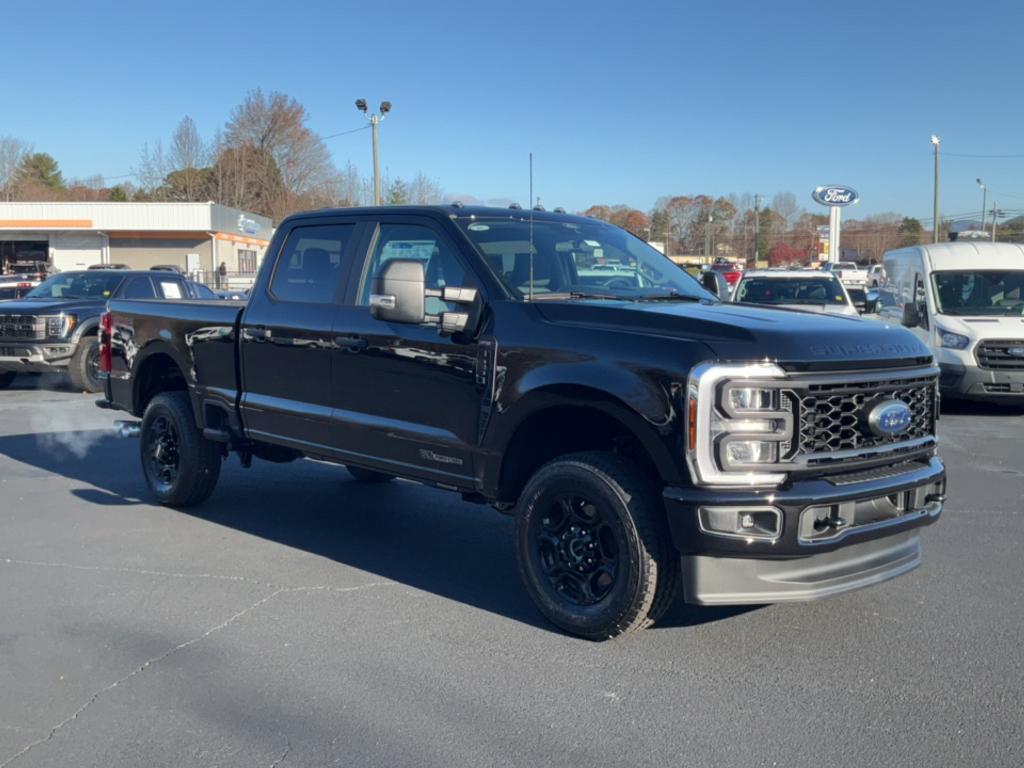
0, 314, 46, 340
788, 368, 938, 465
976, 339, 1024, 370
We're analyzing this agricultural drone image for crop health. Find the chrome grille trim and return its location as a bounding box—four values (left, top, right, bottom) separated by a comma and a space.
0, 314, 48, 341
976, 339, 1024, 371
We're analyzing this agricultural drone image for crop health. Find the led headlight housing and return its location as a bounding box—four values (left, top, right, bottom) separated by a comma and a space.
936, 326, 970, 350
45, 314, 77, 339
685, 363, 795, 487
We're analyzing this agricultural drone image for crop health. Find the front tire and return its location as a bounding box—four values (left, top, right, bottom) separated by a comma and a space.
68, 336, 102, 392
140, 391, 222, 507
515, 452, 679, 640
0, 371, 15, 389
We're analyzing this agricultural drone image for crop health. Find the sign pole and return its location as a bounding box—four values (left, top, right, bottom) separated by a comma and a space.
828, 206, 841, 264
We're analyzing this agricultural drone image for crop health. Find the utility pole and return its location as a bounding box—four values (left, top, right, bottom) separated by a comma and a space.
977, 178, 987, 232
753, 194, 761, 265
991, 203, 998, 242
931, 135, 941, 243
355, 99, 392, 205
704, 213, 713, 259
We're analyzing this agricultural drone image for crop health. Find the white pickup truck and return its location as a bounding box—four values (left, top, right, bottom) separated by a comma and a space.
822, 261, 869, 287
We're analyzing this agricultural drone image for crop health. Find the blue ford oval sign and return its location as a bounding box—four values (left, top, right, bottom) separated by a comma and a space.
812, 185, 860, 207
867, 400, 912, 436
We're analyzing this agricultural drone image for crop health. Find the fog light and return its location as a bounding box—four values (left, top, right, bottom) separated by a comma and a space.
698, 506, 781, 541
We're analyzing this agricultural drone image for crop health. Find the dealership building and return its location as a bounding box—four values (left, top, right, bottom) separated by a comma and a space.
0, 202, 273, 282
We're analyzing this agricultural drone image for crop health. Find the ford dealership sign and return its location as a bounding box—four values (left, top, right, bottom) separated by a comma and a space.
812, 185, 860, 207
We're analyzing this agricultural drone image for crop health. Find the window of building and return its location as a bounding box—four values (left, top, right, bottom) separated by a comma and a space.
270, 225, 354, 304
238, 249, 258, 274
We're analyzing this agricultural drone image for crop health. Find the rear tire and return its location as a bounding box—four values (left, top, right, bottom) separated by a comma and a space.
68, 337, 102, 393
0, 371, 15, 389
140, 391, 222, 507
514, 452, 679, 640
346, 465, 395, 483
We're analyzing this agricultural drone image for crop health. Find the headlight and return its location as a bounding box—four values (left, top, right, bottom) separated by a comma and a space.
46, 314, 76, 338
936, 327, 970, 350
685, 363, 794, 487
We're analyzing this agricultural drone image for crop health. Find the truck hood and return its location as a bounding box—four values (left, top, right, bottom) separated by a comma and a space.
934, 314, 1024, 340
534, 300, 933, 370
0, 297, 105, 315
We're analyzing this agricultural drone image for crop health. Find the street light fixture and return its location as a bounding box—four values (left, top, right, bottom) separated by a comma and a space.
931, 135, 941, 243
355, 98, 393, 205
976, 178, 987, 232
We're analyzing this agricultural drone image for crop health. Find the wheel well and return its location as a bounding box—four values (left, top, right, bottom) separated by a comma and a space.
498, 405, 659, 503
134, 354, 187, 416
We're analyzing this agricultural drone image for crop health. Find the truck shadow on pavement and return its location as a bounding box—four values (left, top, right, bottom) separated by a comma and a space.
0, 428, 756, 635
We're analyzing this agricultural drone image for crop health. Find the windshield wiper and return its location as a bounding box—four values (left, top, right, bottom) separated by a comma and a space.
566, 291, 624, 300
636, 292, 705, 302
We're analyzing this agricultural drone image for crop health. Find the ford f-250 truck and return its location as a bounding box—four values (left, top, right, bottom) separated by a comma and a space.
97, 206, 946, 639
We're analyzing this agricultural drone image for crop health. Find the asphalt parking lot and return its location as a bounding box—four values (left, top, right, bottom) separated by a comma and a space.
1, 376, 1022, 767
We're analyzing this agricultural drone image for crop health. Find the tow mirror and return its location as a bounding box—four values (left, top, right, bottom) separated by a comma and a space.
370, 259, 426, 324
370, 258, 482, 337
901, 302, 921, 328
700, 271, 721, 297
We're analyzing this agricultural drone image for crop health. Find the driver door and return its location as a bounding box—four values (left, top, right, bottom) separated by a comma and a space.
329, 217, 485, 486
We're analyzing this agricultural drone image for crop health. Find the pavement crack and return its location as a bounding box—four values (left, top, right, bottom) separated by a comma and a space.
268, 738, 291, 768
0, 557, 276, 588
0, 579, 396, 767
0, 586, 288, 768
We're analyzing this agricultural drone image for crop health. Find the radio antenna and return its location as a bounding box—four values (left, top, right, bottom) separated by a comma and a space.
528, 152, 534, 302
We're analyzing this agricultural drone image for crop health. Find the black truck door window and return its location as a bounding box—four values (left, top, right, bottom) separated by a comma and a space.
240, 223, 357, 451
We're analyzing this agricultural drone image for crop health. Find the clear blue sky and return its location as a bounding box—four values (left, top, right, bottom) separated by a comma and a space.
3, 0, 1023, 222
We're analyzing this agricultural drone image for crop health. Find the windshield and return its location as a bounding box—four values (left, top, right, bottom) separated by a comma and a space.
736, 276, 848, 306
454, 216, 713, 301
24, 272, 123, 300
932, 270, 1024, 316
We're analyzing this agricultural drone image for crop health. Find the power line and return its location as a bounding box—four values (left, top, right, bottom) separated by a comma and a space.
942, 151, 1024, 159
321, 124, 370, 140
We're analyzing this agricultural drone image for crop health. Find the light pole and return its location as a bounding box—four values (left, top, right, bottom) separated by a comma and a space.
991, 202, 998, 242
704, 213, 714, 259
976, 178, 987, 232
753, 194, 761, 265
931, 135, 941, 243
355, 99, 392, 205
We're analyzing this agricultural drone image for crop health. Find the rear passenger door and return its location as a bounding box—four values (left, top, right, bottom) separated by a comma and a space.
240, 220, 363, 452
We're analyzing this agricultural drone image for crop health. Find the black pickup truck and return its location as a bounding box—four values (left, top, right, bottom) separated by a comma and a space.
0, 269, 200, 392
98, 205, 946, 639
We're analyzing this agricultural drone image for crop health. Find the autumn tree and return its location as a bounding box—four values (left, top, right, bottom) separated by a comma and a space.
899, 217, 923, 247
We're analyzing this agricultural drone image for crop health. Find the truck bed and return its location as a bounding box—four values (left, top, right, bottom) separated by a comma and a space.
105, 298, 246, 420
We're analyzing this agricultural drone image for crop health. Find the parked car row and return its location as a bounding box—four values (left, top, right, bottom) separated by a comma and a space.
0, 268, 245, 392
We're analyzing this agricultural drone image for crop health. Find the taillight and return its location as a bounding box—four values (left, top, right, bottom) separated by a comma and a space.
99, 312, 113, 373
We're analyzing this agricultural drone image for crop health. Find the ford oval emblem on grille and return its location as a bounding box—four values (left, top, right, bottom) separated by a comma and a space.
867, 400, 913, 436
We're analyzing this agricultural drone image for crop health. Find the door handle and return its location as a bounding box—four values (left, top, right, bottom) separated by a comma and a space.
334, 335, 367, 351
242, 327, 272, 342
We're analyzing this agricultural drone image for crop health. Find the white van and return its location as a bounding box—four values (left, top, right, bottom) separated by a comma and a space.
880, 242, 1024, 402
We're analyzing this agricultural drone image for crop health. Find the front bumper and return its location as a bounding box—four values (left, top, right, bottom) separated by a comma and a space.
663, 456, 945, 604
0, 342, 76, 373
939, 362, 1024, 400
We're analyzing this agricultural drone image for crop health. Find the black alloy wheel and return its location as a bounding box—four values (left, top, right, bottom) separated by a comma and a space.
534, 494, 620, 607
515, 452, 679, 640
146, 414, 181, 494
139, 391, 222, 507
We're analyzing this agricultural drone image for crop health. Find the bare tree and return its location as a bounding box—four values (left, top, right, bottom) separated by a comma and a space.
0, 137, 33, 201
135, 140, 168, 197
224, 89, 336, 218
771, 191, 800, 229
169, 116, 209, 201
409, 172, 444, 204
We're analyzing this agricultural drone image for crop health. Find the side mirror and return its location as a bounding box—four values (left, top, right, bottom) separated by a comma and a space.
863, 290, 880, 314
701, 272, 721, 297
901, 302, 921, 328
370, 259, 426, 324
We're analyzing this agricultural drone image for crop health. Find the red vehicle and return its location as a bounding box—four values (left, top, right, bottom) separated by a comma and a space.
710, 262, 743, 291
